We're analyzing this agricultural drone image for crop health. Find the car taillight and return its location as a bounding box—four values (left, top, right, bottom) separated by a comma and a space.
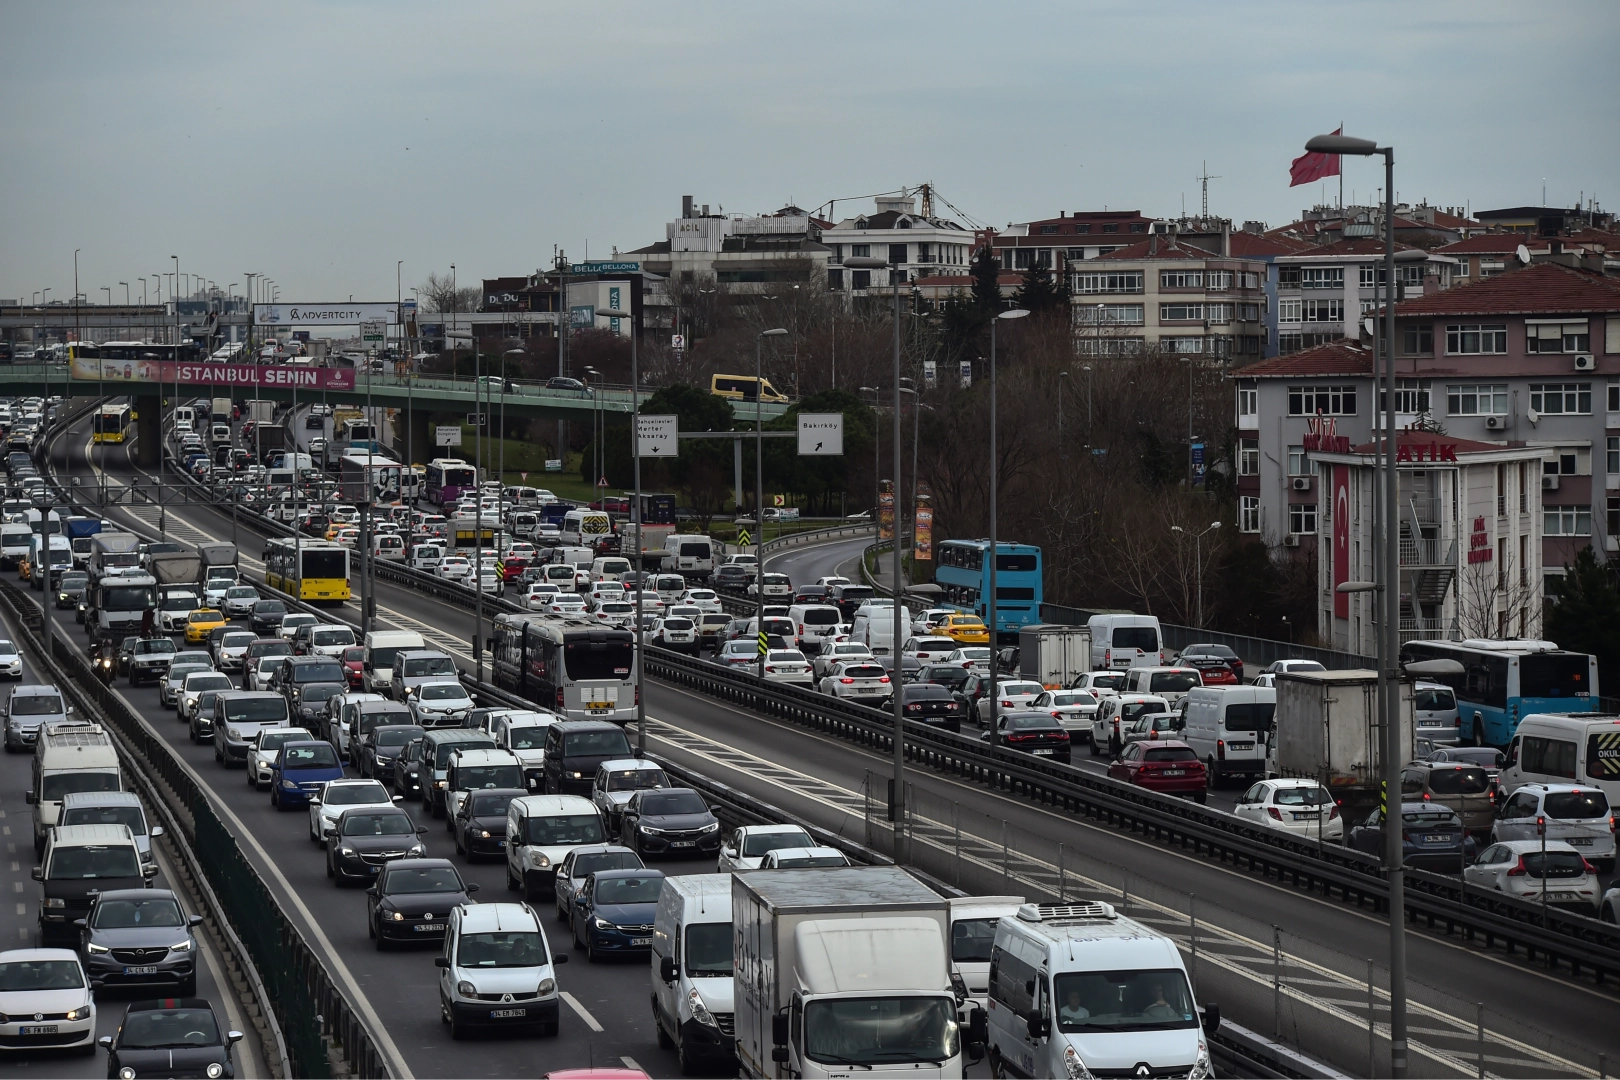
1052, 711, 1062, 718
1506, 857, 1527, 877
555, 688, 565, 709
1001, 700, 1013, 707
840, 678, 854, 684
1053, 731, 1069, 742
1328, 805, 1339, 820
906, 704, 922, 712
764, 666, 775, 673
1104, 649, 1111, 665
1267, 807, 1283, 820
879, 676, 890, 683
1583, 858, 1598, 874
1217, 739, 1226, 760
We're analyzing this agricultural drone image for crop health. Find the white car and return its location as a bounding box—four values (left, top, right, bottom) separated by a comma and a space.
716, 640, 759, 668
716, 824, 815, 872
1601, 886, 1620, 923
812, 641, 875, 681
305, 624, 357, 659
278, 612, 318, 642
202, 576, 235, 607
1464, 839, 1601, 912
943, 647, 992, 670
1491, 784, 1615, 871
590, 600, 635, 627
746, 573, 793, 600
815, 576, 850, 589
223, 585, 260, 617
587, 581, 627, 604
1068, 670, 1127, 698
1231, 778, 1344, 842
248, 727, 304, 789
901, 636, 957, 662
438, 903, 562, 1040
523, 583, 563, 610
246, 655, 284, 693
680, 589, 722, 614
0, 949, 96, 1052
1031, 689, 1099, 734
622, 590, 665, 616
157, 590, 202, 632
759, 846, 851, 869
762, 649, 814, 687
592, 757, 670, 829
180, 671, 234, 723
911, 608, 957, 636
549, 595, 587, 616
307, 777, 399, 843
409, 681, 475, 725
474, 569, 503, 595
818, 660, 891, 704
651, 616, 698, 652
0, 638, 21, 679
974, 680, 1045, 726
438, 557, 472, 582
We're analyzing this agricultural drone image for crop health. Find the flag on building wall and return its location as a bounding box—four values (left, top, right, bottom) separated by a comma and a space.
1290, 127, 1343, 187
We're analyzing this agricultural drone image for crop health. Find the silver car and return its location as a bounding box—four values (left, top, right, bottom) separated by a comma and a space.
407, 681, 474, 726
161, 662, 213, 709
58, 792, 162, 868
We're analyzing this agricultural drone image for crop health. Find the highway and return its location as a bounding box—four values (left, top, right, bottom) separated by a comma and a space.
5, 401, 1614, 1078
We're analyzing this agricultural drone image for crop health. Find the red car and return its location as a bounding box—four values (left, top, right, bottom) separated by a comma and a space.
500, 556, 530, 582
340, 645, 366, 689
1197, 664, 1240, 686
1107, 739, 1208, 803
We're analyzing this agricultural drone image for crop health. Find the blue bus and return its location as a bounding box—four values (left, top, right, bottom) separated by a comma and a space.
1400, 638, 1600, 747
933, 540, 1042, 644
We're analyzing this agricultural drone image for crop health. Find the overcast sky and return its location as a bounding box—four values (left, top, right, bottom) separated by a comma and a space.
4, 0, 1615, 304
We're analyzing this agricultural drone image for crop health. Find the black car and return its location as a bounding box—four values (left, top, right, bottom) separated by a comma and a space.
249, 598, 287, 634
351, 702, 416, 768
326, 806, 427, 885
878, 653, 923, 684
900, 683, 966, 733
1179, 643, 1245, 682
362, 724, 424, 782
920, 663, 972, 694
100, 999, 242, 1079
55, 570, 89, 611
618, 787, 722, 858
546, 376, 588, 393
712, 564, 751, 591
76, 888, 203, 994
453, 787, 525, 861
1348, 802, 1476, 871
365, 858, 478, 949
542, 721, 633, 797
981, 710, 1073, 764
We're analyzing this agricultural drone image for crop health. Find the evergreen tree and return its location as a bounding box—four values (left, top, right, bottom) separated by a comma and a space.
1545, 544, 1620, 694
1013, 262, 1064, 313
970, 246, 1002, 314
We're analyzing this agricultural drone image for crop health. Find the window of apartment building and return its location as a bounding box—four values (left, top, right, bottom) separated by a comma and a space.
1130, 223, 1147, 233
1015, 248, 1035, 270
1076, 337, 1146, 357
1446, 324, 1508, 354
851, 270, 871, 290
1518, 462, 1529, 512
1075, 304, 1144, 325
1205, 303, 1233, 325
1608, 436, 1619, 476
1544, 505, 1592, 536
1496, 463, 1508, 516
1277, 266, 1301, 288
1519, 535, 1529, 588
1073, 270, 1143, 294
1454, 257, 1469, 276
1039, 225, 1059, 235
1237, 303, 1260, 321
1160, 302, 1204, 322
1074, 224, 1091, 234
1303, 298, 1344, 323
1610, 381, 1620, 412
852, 244, 871, 258
1447, 383, 1508, 415
1278, 332, 1304, 355
1240, 496, 1260, 533
1161, 270, 1204, 289
1238, 388, 1258, 422
1278, 298, 1302, 325
1206, 271, 1233, 290
1480, 260, 1506, 278
1609, 496, 1620, 541
1360, 299, 1380, 315
1239, 438, 1259, 475
1289, 503, 1317, 535
1543, 451, 1579, 476
888, 244, 908, 265
1358, 265, 1377, 289
1530, 383, 1592, 415
827, 268, 843, 290
1162, 335, 1219, 354
918, 243, 933, 261
1525, 321, 1591, 354
1103, 223, 1119, 233
1300, 267, 1344, 289
1238, 271, 1261, 289
1403, 325, 1434, 354
1288, 385, 1357, 416
1379, 379, 1432, 415
1288, 445, 1308, 475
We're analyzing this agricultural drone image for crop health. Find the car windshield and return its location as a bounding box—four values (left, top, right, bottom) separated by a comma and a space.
248, 642, 291, 658
457, 931, 549, 968
952, 917, 998, 962
226, 698, 289, 723
325, 782, 388, 806
594, 874, 663, 904
283, 744, 340, 769
508, 727, 549, 750
227, 587, 257, 600
563, 730, 633, 757
293, 661, 344, 683
1273, 785, 1331, 806
253, 601, 286, 615
1052, 692, 1096, 707
1120, 701, 1167, 721
469, 793, 513, 817
169, 665, 208, 683
60, 805, 146, 835
160, 592, 199, 610
11, 693, 63, 715
844, 665, 886, 679
524, 814, 606, 845
802, 997, 959, 1066
374, 726, 421, 748
1112, 627, 1159, 651
49, 844, 141, 879
684, 922, 733, 977
0, 960, 84, 991
40, 772, 121, 800
1149, 672, 1200, 694
1052, 970, 1198, 1033
223, 633, 256, 648
639, 791, 707, 816
741, 829, 813, 856
258, 730, 301, 752
403, 656, 457, 677
1143, 747, 1197, 762
606, 769, 667, 792
1544, 790, 1610, 819
1426, 768, 1490, 795
93, 897, 184, 928
186, 674, 232, 692
341, 812, 415, 836
1415, 688, 1456, 711
119, 1008, 221, 1049
382, 866, 464, 894
312, 629, 355, 646
420, 684, 468, 702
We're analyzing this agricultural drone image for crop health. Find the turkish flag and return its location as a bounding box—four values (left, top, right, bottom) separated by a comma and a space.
1332, 465, 1351, 618
1290, 127, 1343, 187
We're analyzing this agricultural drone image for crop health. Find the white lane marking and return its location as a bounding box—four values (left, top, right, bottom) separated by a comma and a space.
10, 882, 18, 894
12, 903, 21, 916
560, 991, 603, 1032
620, 1057, 643, 1072
6, 861, 14, 872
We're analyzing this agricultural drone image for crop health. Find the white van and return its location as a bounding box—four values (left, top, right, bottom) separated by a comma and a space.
561, 509, 612, 547
173, 406, 196, 430
372, 534, 406, 562
986, 902, 1216, 1080
947, 895, 1024, 1009
210, 422, 232, 445
361, 630, 427, 694
1123, 667, 1204, 705
1086, 614, 1165, 671
504, 793, 608, 900
652, 875, 736, 1071
1500, 712, 1620, 805
591, 556, 633, 582
408, 544, 443, 573
27, 719, 118, 855
1181, 685, 1275, 787
663, 534, 715, 579
852, 609, 900, 656
787, 603, 846, 654
540, 562, 582, 591
651, 574, 688, 606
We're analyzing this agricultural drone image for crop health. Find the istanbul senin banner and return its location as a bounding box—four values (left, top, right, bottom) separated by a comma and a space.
71, 357, 356, 391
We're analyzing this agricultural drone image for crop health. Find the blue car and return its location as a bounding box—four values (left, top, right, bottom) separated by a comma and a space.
1348, 801, 1478, 871
271, 740, 345, 810
570, 867, 665, 963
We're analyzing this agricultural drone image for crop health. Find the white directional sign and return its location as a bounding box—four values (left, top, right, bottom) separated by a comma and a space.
638, 414, 679, 458
435, 425, 462, 447
797, 413, 844, 456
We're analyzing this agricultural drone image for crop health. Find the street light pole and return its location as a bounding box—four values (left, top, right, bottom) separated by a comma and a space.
1171, 522, 1222, 628
754, 328, 789, 681
600, 307, 646, 754
985, 308, 1029, 749
1307, 131, 1405, 1078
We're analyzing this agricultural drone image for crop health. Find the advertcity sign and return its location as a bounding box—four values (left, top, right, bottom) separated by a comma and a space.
70, 357, 355, 391
253, 303, 400, 326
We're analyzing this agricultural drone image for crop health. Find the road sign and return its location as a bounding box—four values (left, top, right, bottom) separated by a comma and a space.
544, 459, 562, 472
435, 425, 462, 447
773, 494, 785, 507
466, 413, 485, 426
736, 528, 752, 547
361, 319, 386, 343
797, 413, 844, 456
597, 476, 609, 488
520, 471, 528, 481
757, 632, 769, 656
670, 333, 686, 351
638, 414, 678, 458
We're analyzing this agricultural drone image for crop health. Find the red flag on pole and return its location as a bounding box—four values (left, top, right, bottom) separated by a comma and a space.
1289, 127, 1343, 187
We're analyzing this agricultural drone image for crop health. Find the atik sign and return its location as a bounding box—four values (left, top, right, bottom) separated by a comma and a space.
1397, 441, 1459, 463
70, 357, 355, 391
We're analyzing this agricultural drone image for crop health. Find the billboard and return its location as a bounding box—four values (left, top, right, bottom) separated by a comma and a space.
253, 303, 399, 326
71, 357, 355, 391
913, 495, 934, 562
879, 480, 895, 542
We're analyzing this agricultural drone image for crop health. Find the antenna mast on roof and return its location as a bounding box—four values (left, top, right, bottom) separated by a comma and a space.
1196, 161, 1222, 220
919, 183, 934, 219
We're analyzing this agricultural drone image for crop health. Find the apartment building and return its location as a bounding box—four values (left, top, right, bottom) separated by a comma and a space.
991, 210, 1154, 271
624, 195, 830, 301
1074, 236, 1267, 358
1273, 240, 1459, 355
822, 191, 975, 295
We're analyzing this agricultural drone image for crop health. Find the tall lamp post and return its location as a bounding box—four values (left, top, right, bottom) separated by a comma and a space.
1170, 521, 1221, 628
984, 308, 1029, 749
753, 328, 789, 681
1306, 131, 1404, 1078
599, 307, 647, 754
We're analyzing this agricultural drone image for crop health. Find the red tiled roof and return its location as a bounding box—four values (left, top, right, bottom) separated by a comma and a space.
1227, 232, 1313, 256
1281, 238, 1427, 257
1394, 262, 1620, 316
1349, 431, 1507, 455
1435, 234, 1549, 255
1093, 239, 1228, 261
1234, 341, 1372, 378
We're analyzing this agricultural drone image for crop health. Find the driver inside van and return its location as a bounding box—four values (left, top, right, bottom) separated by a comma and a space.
1059, 988, 1091, 1024
1141, 981, 1178, 1020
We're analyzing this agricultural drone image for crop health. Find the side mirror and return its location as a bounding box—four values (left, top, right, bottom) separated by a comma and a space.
30, 867, 41, 881
465, 882, 480, 893
24, 791, 35, 805
73, 918, 87, 928
660, 956, 678, 983
434, 956, 451, 968
1200, 1002, 1220, 1033
189, 914, 204, 927
227, 1030, 244, 1045
365, 887, 379, 898
393, 795, 404, 802
99, 1036, 113, 1049
553, 953, 569, 964
142, 864, 157, 878
772, 1012, 790, 1046
150, 826, 164, 839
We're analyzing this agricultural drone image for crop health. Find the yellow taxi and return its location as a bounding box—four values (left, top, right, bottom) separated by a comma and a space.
939, 614, 990, 644
184, 608, 227, 644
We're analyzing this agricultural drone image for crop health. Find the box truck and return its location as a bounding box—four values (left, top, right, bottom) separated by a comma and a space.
1017, 624, 1091, 689
1272, 669, 1415, 818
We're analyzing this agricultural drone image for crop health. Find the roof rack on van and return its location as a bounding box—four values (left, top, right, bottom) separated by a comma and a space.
1016, 901, 1117, 923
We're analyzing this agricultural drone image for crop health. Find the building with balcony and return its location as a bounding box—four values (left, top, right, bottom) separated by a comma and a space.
822, 190, 975, 297
991, 210, 1154, 273
1273, 240, 1460, 355
1078, 236, 1267, 358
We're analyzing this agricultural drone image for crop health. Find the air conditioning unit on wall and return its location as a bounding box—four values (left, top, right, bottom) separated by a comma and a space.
1282, 534, 1300, 547
1291, 476, 1313, 491
1485, 415, 1505, 430
1574, 354, 1596, 371
1543, 474, 1560, 490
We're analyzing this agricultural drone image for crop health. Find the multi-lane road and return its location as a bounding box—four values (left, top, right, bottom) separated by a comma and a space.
1, 403, 1614, 1078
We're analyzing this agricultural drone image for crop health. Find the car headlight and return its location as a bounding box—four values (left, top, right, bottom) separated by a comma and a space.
340, 846, 356, 857
698, 822, 719, 834
436, 780, 447, 789
1188, 1040, 1213, 1080
529, 851, 549, 868
688, 987, 717, 1028
639, 824, 662, 835
64, 1005, 90, 1022
457, 980, 478, 997
282, 779, 299, 789
590, 916, 613, 930
570, 771, 583, 779
170, 939, 192, 952
1063, 1043, 1094, 1080
86, 942, 110, 955
207, 1063, 225, 1079
119, 1067, 136, 1080
390, 910, 405, 922
538, 977, 556, 996
227, 727, 241, 740
478, 830, 491, 839
44, 897, 65, 909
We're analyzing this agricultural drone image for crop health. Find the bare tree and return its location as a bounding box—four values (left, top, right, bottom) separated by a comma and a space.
1457, 550, 1541, 639
418, 271, 481, 314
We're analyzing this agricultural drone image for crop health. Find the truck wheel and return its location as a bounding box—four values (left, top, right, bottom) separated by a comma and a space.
654, 1004, 673, 1049
678, 1034, 702, 1075
1206, 759, 1220, 790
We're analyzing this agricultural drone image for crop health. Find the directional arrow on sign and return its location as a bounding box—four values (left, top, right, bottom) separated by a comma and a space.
736, 529, 752, 547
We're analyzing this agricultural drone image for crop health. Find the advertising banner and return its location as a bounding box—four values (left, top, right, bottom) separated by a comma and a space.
959, 360, 972, 388
913, 495, 934, 562
252, 303, 399, 326
879, 480, 895, 542
71, 357, 355, 391
1332, 465, 1350, 618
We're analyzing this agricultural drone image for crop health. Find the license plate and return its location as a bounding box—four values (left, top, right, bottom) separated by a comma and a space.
1229, 742, 1254, 750
490, 1008, 527, 1018
588, 707, 609, 715
1567, 838, 1592, 846
369, 865, 380, 873
1292, 812, 1318, 820
1162, 769, 1185, 776
630, 937, 652, 946
670, 840, 695, 848
17, 1026, 56, 1035
417, 923, 445, 932
124, 965, 159, 975
1033, 749, 1054, 756
1423, 834, 1448, 843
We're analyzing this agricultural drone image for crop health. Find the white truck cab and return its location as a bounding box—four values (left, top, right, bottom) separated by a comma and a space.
946, 895, 1024, 1009
652, 874, 736, 1072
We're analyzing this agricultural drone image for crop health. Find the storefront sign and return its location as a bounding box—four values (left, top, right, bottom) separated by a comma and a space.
1396, 441, 1459, 463
253, 303, 398, 326
1467, 516, 1492, 564
1302, 415, 1351, 454
70, 357, 355, 391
